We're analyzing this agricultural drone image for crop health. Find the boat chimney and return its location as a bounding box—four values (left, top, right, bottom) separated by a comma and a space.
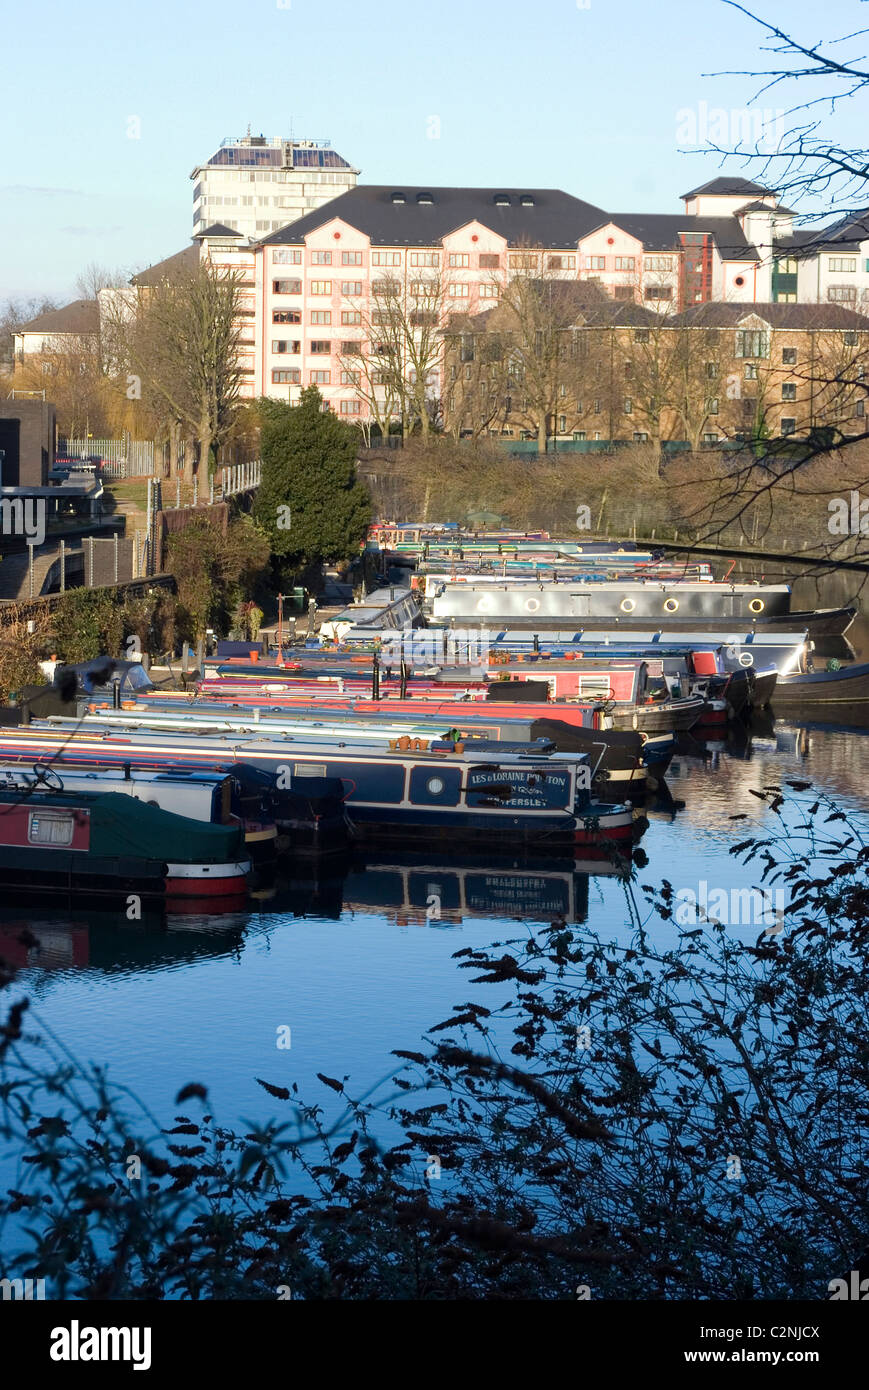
123, 761, 131, 781
112, 677, 122, 709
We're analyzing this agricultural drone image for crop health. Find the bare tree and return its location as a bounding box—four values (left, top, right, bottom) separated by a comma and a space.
108, 264, 245, 480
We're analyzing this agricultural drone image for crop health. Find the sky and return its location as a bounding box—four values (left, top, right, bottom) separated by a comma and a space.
1, 0, 866, 301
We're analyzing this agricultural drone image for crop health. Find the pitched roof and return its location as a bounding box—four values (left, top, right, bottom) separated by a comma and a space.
737, 200, 796, 216
194, 223, 243, 239
797, 208, 869, 250
15, 299, 99, 336
131, 243, 200, 286
608, 213, 760, 260
671, 301, 869, 330
681, 177, 774, 199
259, 186, 609, 248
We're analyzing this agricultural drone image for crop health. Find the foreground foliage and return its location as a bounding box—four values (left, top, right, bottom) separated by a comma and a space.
1, 788, 867, 1299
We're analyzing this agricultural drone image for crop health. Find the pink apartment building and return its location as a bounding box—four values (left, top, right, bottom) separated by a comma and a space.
190, 177, 851, 424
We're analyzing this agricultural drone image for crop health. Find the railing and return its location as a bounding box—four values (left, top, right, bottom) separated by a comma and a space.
59, 438, 155, 476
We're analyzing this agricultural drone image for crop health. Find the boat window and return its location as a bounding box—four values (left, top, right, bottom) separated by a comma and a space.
28, 810, 75, 845
294, 763, 327, 777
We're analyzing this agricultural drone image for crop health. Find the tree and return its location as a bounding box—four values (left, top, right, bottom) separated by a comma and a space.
168, 514, 270, 643
341, 271, 448, 439
108, 264, 245, 481
253, 387, 371, 580
0, 294, 59, 372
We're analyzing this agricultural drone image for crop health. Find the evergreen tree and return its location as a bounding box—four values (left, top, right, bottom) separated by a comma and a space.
253, 388, 371, 575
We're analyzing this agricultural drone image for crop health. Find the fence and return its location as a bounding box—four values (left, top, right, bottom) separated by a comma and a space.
59, 437, 155, 476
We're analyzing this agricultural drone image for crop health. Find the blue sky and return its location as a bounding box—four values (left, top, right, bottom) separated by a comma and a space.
1, 0, 865, 300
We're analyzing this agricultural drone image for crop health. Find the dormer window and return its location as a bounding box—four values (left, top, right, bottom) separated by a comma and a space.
493, 194, 510, 207
519, 195, 535, 207
391, 192, 406, 204
417, 192, 433, 205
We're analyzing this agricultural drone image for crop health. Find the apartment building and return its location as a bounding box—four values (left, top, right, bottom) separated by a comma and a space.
190, 134, 359, 240
442, 299, 869, 447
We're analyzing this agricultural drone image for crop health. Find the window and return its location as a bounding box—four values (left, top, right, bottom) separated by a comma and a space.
615, 256, 635, 271
844, 331, 859, 346
372, 280, 395, 296
272, 368, 301, 383
310, 280, 332, 295
645, 255, 674, 271
448, 252, 469, 267
829, 286, 857, 302
634, 329, 649, 343
587, 256, 606, 270
341, 369, 360, 385
703, 432, 719, 444
273, 248, 302, 264
781, 382, 797, 401
613, 286, 634, 301
593, 398, 601, 414
309, 340, 331, 354
705, 362, 718, 378
410, 310, 437, 326
448, 283, 469, 297
623, 397, 633, 413
828, 257, 857, 272
339, 399, 361, 415
633, 431, 648, 442
479, 253, 500, 269
780, 417, 796, 435
272, 339, 300, 354
708, 398, 719, 415
777, 258, 797, 274
28, 810, 74, 845
311, 250, 332, 265
273, 278, 302, 294
341, 250, 363, 265
310, 369, 331, 384
410, 251, 439, 267
574, 430, 587, 441
410, 281, 432, 296
310, 310, 331, 324
479, 284, 499, 298
547, 255, 576, 270
273, 309, 301, 324
372, 251, 401, 266
341, 281, 362, 296
735, 329, 769, 358
341, 340, 362, 355
744, 363, 758, 379
854, 399, 866, 418
341, 310, 362, 324
645, 285, 673, 300
782, 347, 797, 365
509, 254, 537, 269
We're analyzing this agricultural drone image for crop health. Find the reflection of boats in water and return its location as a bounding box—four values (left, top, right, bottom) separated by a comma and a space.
0, 849, 634, 971
339, 850, 628, 926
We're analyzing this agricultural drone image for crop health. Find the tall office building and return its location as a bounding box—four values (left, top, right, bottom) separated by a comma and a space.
191, 132, 359, 240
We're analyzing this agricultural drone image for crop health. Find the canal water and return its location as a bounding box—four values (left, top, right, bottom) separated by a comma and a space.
1, 712, 868, 1183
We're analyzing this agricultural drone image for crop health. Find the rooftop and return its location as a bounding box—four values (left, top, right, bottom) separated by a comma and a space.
260, 185, 612, 249
681, 177, 775, 199
15, 299, 99, 337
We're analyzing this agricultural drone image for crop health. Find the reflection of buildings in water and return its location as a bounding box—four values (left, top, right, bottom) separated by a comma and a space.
660, 724, 869, 827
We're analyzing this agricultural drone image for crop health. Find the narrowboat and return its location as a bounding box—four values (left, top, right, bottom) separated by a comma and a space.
0, 762, 278, 861
0, 721, 637, 852
0, 783, 250, 902
770, 660, 869, 707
